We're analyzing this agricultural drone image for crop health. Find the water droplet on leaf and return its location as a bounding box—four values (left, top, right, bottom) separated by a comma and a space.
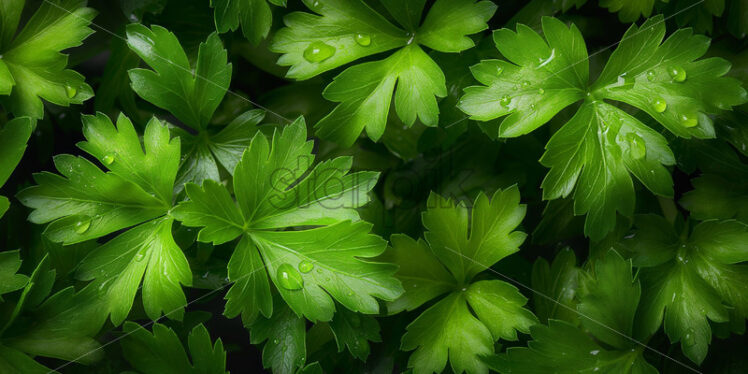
303, 41, 335, 63
74, 217, 91, 234
538, 88, 545, 95
590, 350, 600, 356
102, 153, 115, 165
298, 260, 314, 273
277, 263, 304, 290
646, 71, 655, 81
668, 66, 686, 82
683, 329, 696, 346
134, 251, 145, 262
500, 96, 511, 107
680, 113, 698, 128
652, 97, 667, 113
354, 33, 371, 46
625, 133, 646, 160
496, 66, 503, 76
65, 85, 77, 98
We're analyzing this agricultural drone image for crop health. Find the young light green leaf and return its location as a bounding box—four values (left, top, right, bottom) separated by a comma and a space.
121, 322, 228, 374
0, 0, 95, 118
388, 188, 536, 374
127, 24, 231, 130
172, 117, 401, 323
77, 217, 191, 325
315, 44, 445, 146
271, 0, 496, 145
422, 186, 527, 283
18, 113, 177, 244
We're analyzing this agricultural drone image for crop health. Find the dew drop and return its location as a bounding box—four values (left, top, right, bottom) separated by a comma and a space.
538, 88, 545, 95
652, 97, 667, 113
405, 32, 415, 45
65, 85, 77, 98
522, 80, 531, 88
683, 329, 696, 347
625, 132, 646, 160
277, 263, 304, 290
303, 41, 335, 63
298, 260, 314, 273
496, 66, 503, 76
646, 70, 655, 81
680, 113, 698, 128
134, 251, 145, 262
308, 0, 322, 11
529, 104, 536, 110
347, 291, 353, 296
74, 217, 91, 234
500, 96, 511, 107
668, 66, 687, 82
354, 33, 371, 46
102, 153, 115, 165
590, 349, 600, 356
273, 339, 280, 344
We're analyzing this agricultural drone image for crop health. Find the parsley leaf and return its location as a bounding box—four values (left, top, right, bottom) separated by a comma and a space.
0, 0, 95, 118
599, 0, 657, 22
250, 296, 306, 374
460, 16, 748, 239
384, 187, 536, 374
172, 117, 402, 323
486, 250, 657, 374
0, 117, 32, 218
530, 247, 581, 323
616, 215, 748, 363
121, 322, 228, 374
0, 250, 28, 299
212, 0, 287, 45
328, 307, 381, 361
18, 112, 189, 325
127, 24, 232, 131
271, 0, 496, 145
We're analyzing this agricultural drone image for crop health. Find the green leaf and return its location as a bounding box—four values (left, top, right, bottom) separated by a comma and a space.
422, 186, 527, 283
577, 250, 641, 349
250, 297, 306, 374
486, 250, 656, 374
0, 116, 32, 219
212, 0, 286, 45
172, 117, 401, 323
460, 16, 747, 239
0, 250, 29, 299
380, 235, 455, 314
680, 172, 748, 222
271, 0, 495, 145
530, 247, 581, 323
174, 109, 264, 187
328, 306, 381, 361
540, 101, 675, 239
4, 284, 107, 365
121, 322, 228, 374
315, 44, 445, 146
388, 188, 535, 374
77, 217, 191, 324
18, 113, 178, 244
485, 319, 657, 374
618, 215, 748, 364
599, 0, 656, 22
127, 24, 231, 130
0, 0, 96, 118
0, 345, 50, 374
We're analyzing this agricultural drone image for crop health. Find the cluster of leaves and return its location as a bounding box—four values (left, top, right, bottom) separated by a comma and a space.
0, 0, 747, 373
